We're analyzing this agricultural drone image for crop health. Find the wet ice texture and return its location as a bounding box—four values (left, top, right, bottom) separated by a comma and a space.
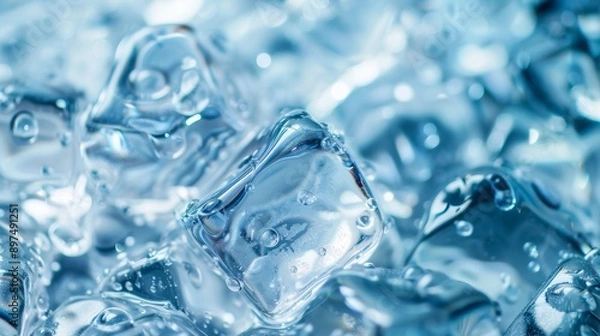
406, 166, 592, 330
332, 266, 501, 335
0, 223, 49, 336
98, 234, 254, 335
31, 294, 200, 335
82, 24, 257, 213
0, 81, 82, 201
181, 110, 383, 325
506, 255, 600, 335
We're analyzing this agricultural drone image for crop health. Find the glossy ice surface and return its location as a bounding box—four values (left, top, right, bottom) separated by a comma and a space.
3, 0, 600, 335
0, 81, 82, 199
98, 234, 254, 335
82, 24, 258, 213
406, 166, 593, 329
181, 110, 383, 325
30, 294, 201, 336
506, 255, 600, 335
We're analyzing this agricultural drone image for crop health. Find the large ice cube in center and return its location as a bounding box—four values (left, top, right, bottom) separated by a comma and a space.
180, 110, 383, 325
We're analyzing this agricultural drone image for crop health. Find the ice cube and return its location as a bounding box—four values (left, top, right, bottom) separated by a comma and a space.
98, 233, 255, 335
405, 166, 592, 330
337, 266, 501, 335
248, 265, 501, 335
180, 110, 383, 325
331, 70, 488, 253
82, 24, 260, 213
0, 222, 50, 335
506, 256, 600, 335
0, 80, 83, 202
30, 294, 200, 335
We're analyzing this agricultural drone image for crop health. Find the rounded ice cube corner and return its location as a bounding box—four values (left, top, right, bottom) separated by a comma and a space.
179, 109, 385, 325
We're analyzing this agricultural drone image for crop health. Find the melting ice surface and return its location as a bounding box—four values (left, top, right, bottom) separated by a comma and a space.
3, 0, 600, 335
406, 166, 593, 330
31, 294, 201, 335
82, 24, 258, 215
180, 110, 383, 325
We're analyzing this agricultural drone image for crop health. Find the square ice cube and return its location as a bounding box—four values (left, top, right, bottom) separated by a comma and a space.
180, 110, 383, 325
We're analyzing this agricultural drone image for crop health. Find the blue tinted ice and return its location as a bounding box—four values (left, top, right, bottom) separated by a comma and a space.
30, 294, 200, 335
180, 110, 383, 325
506, 255, 600, 335
332, 68, 488, 255
333, 266, 501, 335
0, 222, 49, 335
82, 25, 259, 213
0, 80, 82, 200
98, 233, 254, 335
406, 166, 592, 330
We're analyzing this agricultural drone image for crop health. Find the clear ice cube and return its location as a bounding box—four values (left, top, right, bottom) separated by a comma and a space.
0, 222, 50, 335
0, 80, 83, 202
98, 233, 255, 335
30, 294, 200, 335
506, 256, 600, 335
180, 110, 383, 325
268, 265, 502, 335
405, 166, 592, 330
82, 24, 259, 212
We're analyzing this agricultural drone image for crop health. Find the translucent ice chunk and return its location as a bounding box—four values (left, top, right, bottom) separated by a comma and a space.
82, 24, 259, 212
0, 222, 50, 335
331, 69, 488, 253
180, 110, 383, 325
331, 266, 501, 335
506, 256, 600, 335
0, 80, 83, 201
244, 265, 500, 335
98, 233, 254, 335
405, 166, 592, 330
30, 294, 200, 335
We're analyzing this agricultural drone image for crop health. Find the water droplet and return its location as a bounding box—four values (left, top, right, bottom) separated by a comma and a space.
128, 68, 170, 100
11, 111, 39, 144
225, 277, 242, 292
547, 283, 598, 313
528, 261, 540, 273
173, 68, 210, 116
290, 266, 298, 274
487, 174, 516, 211
454, 220, 473, 237
92, 307, 134, 332
124, 236, 135, 247
115, 243, 124, 253
297, 190, 317, 205
356, 211, 374, 228
366, 198, 377, 210
150, 285, 157, 293
125, 281, 133, 291
320, 137, 335, 151
200, 198, 223, 215
112, 282, 123, 291
523, 242, 539, 258
259, 228, 279, 248
318, 247, 327, 256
